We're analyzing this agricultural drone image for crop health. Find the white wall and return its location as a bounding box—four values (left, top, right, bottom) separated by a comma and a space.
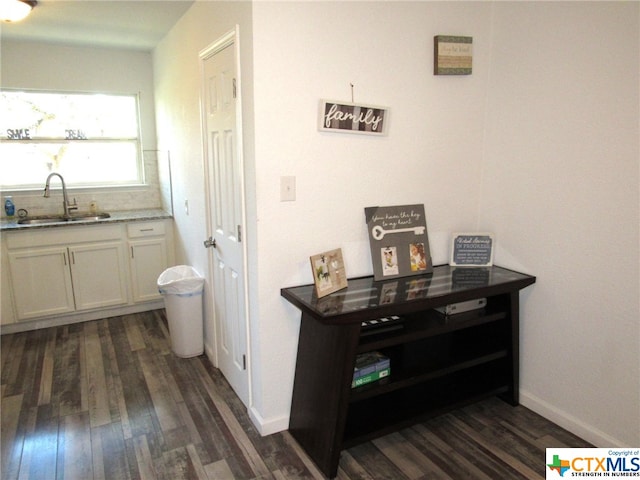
251, 1, 497, 433
156, 1, 639, 446
481, 2, 639, 446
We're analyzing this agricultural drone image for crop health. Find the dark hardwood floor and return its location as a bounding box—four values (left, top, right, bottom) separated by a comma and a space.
1, 310, 591, 479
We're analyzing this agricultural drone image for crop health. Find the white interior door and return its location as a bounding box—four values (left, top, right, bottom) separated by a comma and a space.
201, 30, 249, 406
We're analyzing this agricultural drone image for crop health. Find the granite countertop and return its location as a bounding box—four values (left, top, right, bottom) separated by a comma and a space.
0, 209, 173, 232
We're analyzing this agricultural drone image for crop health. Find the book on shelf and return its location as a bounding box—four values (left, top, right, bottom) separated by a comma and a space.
352, 368, 390, 388
352, 351, 390, 388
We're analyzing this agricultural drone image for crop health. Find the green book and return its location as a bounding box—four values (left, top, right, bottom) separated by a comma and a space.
351, 367, 390, 388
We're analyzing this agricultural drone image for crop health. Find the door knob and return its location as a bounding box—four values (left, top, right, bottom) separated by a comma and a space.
204, 237, 217, 248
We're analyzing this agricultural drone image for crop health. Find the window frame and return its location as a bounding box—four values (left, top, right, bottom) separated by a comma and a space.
0, 88, 146, 191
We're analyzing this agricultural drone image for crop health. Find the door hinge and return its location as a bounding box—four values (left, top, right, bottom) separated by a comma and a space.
237, 225, 242, 242
242, 354, 246, 370
233, 78, 237, 99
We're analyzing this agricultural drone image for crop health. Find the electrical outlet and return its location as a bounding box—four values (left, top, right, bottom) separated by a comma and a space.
280, 176, 296, 202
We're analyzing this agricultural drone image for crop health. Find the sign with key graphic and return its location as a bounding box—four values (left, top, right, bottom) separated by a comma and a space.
365, 204, 433, 281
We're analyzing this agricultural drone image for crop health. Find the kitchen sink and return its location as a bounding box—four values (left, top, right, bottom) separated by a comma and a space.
17, 212, 111, 225
69, 213, 111, 221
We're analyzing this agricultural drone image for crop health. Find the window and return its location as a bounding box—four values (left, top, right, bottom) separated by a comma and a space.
0, 90, 143, 189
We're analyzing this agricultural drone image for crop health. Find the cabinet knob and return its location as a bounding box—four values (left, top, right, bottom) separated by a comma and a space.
203, 237, 217, 249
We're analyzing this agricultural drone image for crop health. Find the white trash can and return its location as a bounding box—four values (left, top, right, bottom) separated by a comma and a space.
157, 265, 205, 358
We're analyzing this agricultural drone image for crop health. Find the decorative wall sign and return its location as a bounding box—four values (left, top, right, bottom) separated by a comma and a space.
434, 35, 473, 75
319, 100, 388, 136
450, 233, 494, 267
6, 128, 31, 139
65, 129, 87, 140
310, 248, 348, 298
365, 204, 433, 281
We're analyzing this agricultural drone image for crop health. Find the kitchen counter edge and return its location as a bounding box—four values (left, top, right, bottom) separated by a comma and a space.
0, 209, 173, 232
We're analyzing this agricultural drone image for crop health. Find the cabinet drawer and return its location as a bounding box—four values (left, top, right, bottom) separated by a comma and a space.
127, 221, 165, 238
6, 224, 123, 249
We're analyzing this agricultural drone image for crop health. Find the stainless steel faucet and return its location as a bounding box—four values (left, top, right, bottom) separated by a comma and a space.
43, 173, 78, 219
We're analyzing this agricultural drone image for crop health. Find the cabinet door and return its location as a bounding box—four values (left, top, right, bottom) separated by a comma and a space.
70, 241, 129, 311
129, 238, 168, 303
8, 246, 75, 320
1, 243, 16, 325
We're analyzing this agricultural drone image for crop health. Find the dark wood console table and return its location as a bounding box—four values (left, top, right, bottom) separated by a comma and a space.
281, 265, 536, 478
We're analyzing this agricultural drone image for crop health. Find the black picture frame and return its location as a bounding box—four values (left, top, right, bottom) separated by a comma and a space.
365, 204, 433, 281
450, 233, 495, 267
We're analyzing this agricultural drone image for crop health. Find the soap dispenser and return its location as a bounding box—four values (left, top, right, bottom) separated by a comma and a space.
4, 196, 15, 221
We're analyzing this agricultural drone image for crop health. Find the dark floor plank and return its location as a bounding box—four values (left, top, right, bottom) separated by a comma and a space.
85, 320, 112, 428
163, 353, 232, 465
53, 324, 84, 417
407, 423, 494, 480
131, 434, 158, 480
22, 404, 59, 480
57, 411, 93, 480
347, 442, 408, 480
1, 393, 24, 480
188, 356, 271, 479
93, 421, 132, 480
1, 310, 592, 480
373, 431, 451, 479
423, 412, 533, 480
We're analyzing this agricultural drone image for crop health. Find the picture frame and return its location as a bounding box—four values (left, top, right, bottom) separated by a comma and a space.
310, 248, 348, 298
434, 35, 473, 75
450, 233, 494, 267
319, 99, 389, 136
365, 204, 433, 281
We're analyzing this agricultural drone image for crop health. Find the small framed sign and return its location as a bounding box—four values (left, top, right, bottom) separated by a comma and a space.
319, 100, 389, 136
310, 248, 348, 298
434, 35, 473, 75
450, 233, 494, 267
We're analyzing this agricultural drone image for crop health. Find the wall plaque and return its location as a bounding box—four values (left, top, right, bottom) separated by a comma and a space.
450, 233, 494, 267
319, 100, 388, 136
365, 204, 433, 281
434, 35, 473, 75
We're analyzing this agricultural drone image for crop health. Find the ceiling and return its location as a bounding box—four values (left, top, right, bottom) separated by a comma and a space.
1, 0, 195, 51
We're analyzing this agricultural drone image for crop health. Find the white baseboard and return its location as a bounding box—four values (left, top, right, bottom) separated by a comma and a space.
248, 406, 289, 436
0, 300, 164, 334
520, 390, 626, 447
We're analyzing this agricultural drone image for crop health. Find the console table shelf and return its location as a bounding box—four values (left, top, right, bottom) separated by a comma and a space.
281, 265, 535, 479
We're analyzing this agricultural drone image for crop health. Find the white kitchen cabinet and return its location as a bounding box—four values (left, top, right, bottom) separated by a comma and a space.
127, 221, 170, 303
69, 241, 129, 311
8, 241, 127, 319
1, 240, 17, 325
2, 218, 174, 329
5, 224, 129, 321
8, 246, 75, 319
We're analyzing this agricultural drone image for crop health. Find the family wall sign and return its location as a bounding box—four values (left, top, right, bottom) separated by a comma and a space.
319, 100, 389, 136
